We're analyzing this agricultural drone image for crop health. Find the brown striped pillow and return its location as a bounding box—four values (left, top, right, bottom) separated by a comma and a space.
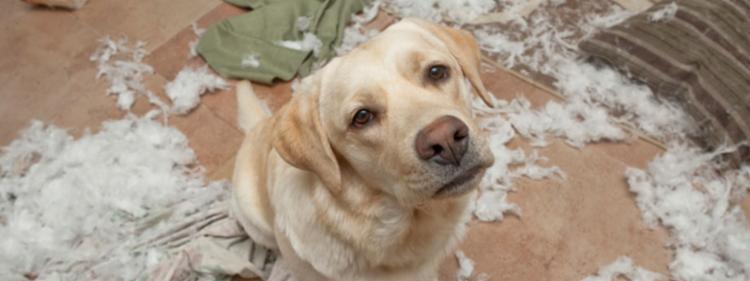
579, 0, 750, 162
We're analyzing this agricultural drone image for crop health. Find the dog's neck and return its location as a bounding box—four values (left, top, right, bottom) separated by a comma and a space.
308, 163, 472, 268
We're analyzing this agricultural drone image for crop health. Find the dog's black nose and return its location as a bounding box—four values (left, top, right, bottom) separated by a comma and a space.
415, 115, 469, 166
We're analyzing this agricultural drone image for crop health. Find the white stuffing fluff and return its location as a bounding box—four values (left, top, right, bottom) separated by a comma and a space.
512, 150, 565, 180
0, 116, 226, 281
336, 0, 382, 55
503, 97, 626, 148
386, 0, 495, 24
581, 256, 662, 281
472, 189, 521, 222
188, 23, 206, 58
437, 0, 497, 25
241, 54, 261, 68
627, 144, 750, 281
649, 2, 678, 22
90, 37, 167, 111
471, 96, 565, 222
473, 29, 525, 68
455, 251, 489, 281
276, 33, 324, 57
471, 3, 688, 141
455, 251, 475, 281
164, 66, 228, 115
552, 59, 691, 139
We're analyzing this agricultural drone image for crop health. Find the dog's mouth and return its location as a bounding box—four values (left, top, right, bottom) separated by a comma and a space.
433, 165, 485, 198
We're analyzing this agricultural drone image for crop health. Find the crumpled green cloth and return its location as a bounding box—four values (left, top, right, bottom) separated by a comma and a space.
197, 0, 364, 84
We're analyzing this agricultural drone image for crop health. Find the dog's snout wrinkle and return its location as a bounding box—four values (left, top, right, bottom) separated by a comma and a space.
414, 115, 469, 166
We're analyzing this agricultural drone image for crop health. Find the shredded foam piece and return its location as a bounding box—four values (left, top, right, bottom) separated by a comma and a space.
0, 117, 226, 281
276, 33, 324, 57
164, 66, 228, 115
648, 2, 678, 22
90, 37, 166, 111
336, 0, 382, 55
455, 251, 489, 281
627, 144, 750, 281
581, 256, 662, 281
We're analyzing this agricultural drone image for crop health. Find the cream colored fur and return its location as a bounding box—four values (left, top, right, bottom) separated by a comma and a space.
232, 19, 495, 281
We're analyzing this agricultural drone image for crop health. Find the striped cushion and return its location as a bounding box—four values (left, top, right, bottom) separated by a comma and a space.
580, 0, 750, 162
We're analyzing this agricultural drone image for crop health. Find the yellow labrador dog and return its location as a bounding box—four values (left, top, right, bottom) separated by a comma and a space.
232, 18, 495, 281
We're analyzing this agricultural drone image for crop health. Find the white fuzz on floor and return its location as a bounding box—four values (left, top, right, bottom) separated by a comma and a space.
0, 116, 226, 281
503, 97, 625, 148
90, 37, 166, 111
627, 144, 750, 281
386, 0, 496, 24
455, 251, 489, 281
164, 66, 228, 115
189, 23, 207, 58
581, 256, 661, 281
471, 96, 565, 222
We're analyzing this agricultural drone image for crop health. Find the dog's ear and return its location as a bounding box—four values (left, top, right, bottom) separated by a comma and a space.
271, 76, 341, 193
408, 19, 495, 107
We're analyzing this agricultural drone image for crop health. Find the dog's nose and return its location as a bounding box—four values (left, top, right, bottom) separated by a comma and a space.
415, 115, 470, 166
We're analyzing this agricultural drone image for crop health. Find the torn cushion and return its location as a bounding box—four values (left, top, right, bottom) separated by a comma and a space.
579, 0, 750, 162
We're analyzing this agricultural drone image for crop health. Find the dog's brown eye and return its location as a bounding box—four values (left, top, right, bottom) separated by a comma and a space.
427, 65, 449, 81
352, 109, 374, 128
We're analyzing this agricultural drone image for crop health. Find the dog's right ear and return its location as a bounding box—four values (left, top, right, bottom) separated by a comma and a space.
271, 75, 342, 193
404, 18, 495, 107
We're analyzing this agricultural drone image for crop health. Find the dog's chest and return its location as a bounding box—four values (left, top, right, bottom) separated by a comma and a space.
270, 162, 473, 280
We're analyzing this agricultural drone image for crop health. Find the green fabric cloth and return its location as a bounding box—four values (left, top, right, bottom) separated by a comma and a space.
197, 0, 364, 84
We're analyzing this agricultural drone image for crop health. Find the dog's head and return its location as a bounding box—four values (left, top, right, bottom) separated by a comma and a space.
272, 19, 495, 206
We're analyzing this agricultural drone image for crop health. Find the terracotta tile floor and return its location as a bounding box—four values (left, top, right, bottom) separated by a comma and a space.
0, 1, 684, 280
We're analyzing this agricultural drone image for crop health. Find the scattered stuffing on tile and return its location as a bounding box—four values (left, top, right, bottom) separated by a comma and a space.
90, 37, 165, 111
627, 144, 750, 281
581, 256, 661, 281
189, 23, 207, 58
0, 115, 227, 280
164, 66, 228, 115
455, 251, 489, 281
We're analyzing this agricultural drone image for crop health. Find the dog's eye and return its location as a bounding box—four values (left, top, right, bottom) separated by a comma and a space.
426, 65, 449, 81
352, 109, 374, 128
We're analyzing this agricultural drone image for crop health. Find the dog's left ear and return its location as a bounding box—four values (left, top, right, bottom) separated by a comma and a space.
271, 75, 342, 193
407, 19, 495, 107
